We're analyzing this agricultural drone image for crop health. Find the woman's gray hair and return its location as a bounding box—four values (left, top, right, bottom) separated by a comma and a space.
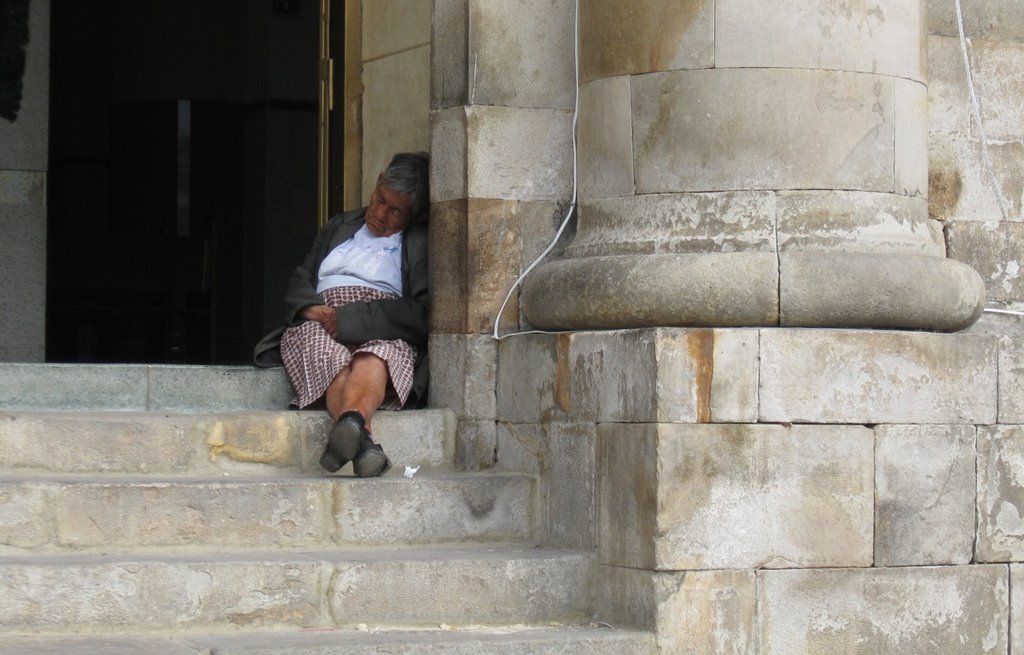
380, 152, 430, 222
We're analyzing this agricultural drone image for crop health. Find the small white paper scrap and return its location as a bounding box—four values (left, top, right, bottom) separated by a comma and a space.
404, 465, 420, 478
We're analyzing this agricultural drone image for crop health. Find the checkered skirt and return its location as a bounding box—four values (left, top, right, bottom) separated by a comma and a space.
279, 286, 417, 410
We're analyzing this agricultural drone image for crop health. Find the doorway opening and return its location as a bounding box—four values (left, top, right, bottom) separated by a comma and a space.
46, 0, 328, 364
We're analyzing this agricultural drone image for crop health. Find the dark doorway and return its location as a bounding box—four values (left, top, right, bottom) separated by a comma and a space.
47, 0, 321, 364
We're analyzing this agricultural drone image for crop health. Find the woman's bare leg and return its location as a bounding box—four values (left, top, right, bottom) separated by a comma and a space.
324, 353, 388, 430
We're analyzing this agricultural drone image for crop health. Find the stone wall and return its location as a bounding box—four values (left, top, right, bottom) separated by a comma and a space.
0, 0, 48, 361
360, 0, 431, 204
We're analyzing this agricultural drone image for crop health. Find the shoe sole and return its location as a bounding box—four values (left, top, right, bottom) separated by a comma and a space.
327, 417, 364, 463
354, 448, 391, 478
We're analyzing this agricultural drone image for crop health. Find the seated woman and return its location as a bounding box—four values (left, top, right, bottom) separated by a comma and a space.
254, 152, 429, 477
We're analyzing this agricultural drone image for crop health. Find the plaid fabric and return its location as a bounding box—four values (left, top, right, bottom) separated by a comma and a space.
279, 286, 417, 410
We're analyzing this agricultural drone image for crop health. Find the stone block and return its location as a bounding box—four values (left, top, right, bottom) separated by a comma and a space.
578, 77, 634, 201
0, 636, 200, 655
328, 548, 592, 626
456, 418, 497, 470
466, 0, 575, 109
50, 481, 328, 549
1013, 564, 1024, 650
0, 0, 49, 171
463, 198, 526, 334
497, 329, 759, 424
428, 198, 468, 333
578, 0, 713, 82
0, 171, 46, 361
495, 422, 543, 474
0, 364, 150, 411
362, 0, 430, 61
964, 40, 1024, 143
896, 79, 929, 197
776, 191, 939, 255
759, 330, 997, 424
1000, 337, 1024, 423
928, 0, 1024, 41
949, 222, 1024, 306
431, 0, 467, 110
333, 473, 532, 545
874, 424, 976, 566
717, 0, 924, 81
597, 566, 756, 655
928, 35, 973, 138
977, 425, 1024, 561
632, 69, 895, 194
597, 423, 874, 570
758, 566, 1009, 655
356, 409, 456, 472
0, 558, 322, 630
0, 484, 49, 549
569, 192, 776, 258
928, 136, 1024, 222
148, 366, 294, 411
466, 105, 573, 201
428, 333, 496, 418
543, 423, 596, 550
205, 412, 305, 468
429, 108, 468, 202
361, 46, 431, 202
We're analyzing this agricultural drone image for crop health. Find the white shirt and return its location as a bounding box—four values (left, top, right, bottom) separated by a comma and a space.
316, 224, 404, 296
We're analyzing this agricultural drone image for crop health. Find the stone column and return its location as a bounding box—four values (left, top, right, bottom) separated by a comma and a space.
0, 0, 48, 361
521, 0, 986, 332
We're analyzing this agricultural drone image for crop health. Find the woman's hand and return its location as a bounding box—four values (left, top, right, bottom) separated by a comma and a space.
301, 304, 338, 339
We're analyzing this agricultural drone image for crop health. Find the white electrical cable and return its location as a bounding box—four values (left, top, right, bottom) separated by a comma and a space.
954, 0, 1010, 222
491, 0, 580, 341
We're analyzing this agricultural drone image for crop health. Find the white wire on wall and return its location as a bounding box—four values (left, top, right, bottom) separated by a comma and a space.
491, 0, 580, 341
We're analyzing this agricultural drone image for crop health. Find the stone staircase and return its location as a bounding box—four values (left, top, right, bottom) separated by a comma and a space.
0, 364, 653, 654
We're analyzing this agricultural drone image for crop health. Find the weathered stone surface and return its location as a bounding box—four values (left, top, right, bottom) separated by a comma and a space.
467, 0, 575, 109
456, 418, 497, 470
896, 79, 930, 197
718, 0, 925, 81
494, 422, 543, 474
333, 473, 532, 545
328, 548, 592, 626
929, 136, 1024, 222
0, 557, 322, 630
0, 636, 201, 655
779, 251, 986, 331
49, 481, 326, 549
362, 46, 431, 202
1012, 564, 1024, 650
999, 337, 1024, 423
632, 69, 896, 193
0, 364, 150, 410
428, 333, 496, 419
596, 566, 756, 655
962, 40, 1024, 143
428, 198, 468, 333
543, 423, 596, 550
569, 192, 776, 258
0, 171, 46, 361
597, 424, 874, 570
760, 330, 997, 423
578, 77, 634, 201
0, 484, 48, 549
949, 221, 1024, 305
497, 329, 759, 424
429, 109, 468, 202
466, 106, 573, 201
928, 35, 973, 138
362, 0, 430, 61
758, 566, 1009, 654
578, 0, 713, 82
188, 628, 656, 655
776, 191, 939, 255
522, 253, 779, 330
928, 0, 1024, 41
875, 424, 976, 566
977, 425, 1024, 561
431, 0, 467, 109
149, 366, 294, 412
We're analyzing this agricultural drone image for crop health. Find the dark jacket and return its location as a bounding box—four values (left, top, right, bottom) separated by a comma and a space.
253, 207, 429, 408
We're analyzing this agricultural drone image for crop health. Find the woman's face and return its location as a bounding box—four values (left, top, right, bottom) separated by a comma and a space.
366, 177, 413, 237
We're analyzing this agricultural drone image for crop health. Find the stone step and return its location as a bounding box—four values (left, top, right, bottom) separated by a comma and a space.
0, 363, 293, 411
0, 472, 534, 551
0, 409, 455, 474
0, 626, 655, 655
0, 547, 593, 634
